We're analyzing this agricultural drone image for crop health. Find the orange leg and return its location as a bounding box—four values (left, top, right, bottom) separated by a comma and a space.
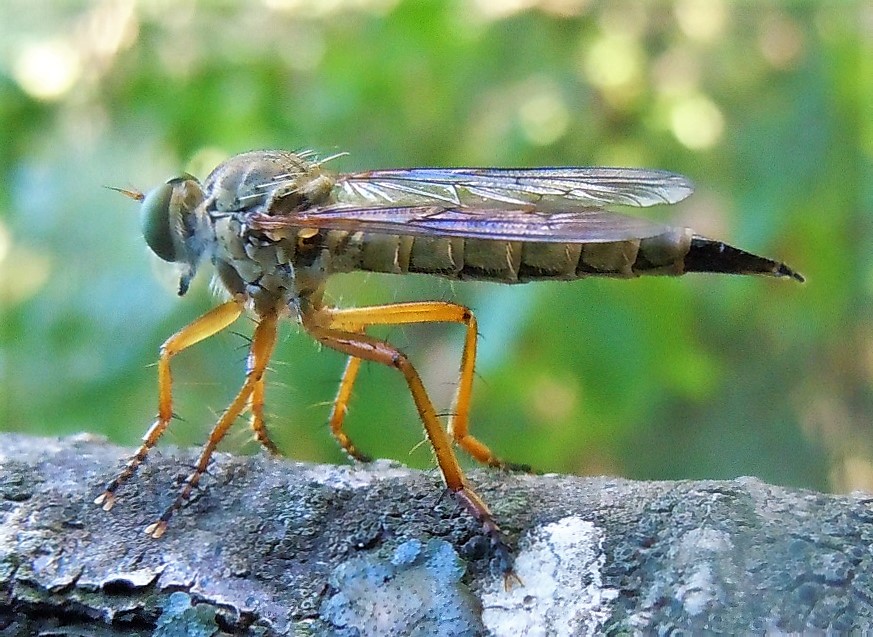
144, 309, 279, 538
321, 302, 512, 468
249, 372, 280, 455
95, 300, 243, 511
328, 354, 372, 462
304, 310, 511, 571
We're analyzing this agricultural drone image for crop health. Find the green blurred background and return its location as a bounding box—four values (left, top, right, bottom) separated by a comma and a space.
0, 1, 870, 494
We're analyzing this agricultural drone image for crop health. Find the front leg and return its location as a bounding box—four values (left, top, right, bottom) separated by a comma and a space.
249, 370, 280, 455
327, 354, 372, 462
95, 300, 243, 511
145, 309, 279, 538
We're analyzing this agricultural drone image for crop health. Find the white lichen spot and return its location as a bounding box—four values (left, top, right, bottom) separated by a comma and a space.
672, 527, 733, 617
303, 459, 413, 490
676, 563, 715, 616
482, 516, 618, 636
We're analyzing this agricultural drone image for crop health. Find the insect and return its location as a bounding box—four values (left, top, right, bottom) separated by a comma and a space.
97, 149, 802, 567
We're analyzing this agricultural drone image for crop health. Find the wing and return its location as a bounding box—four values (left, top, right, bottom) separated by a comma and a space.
250, 165, 692, 243
251, 204, 674, 243
334, 166, 694, 208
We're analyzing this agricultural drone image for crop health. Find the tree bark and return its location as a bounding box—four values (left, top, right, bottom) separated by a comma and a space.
1, 432, 872, 636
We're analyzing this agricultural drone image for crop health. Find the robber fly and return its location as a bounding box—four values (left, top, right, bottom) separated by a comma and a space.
97, 149, 802, 569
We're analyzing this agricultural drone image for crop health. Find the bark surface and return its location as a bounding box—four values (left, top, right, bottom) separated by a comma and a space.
1, 432, 872, 636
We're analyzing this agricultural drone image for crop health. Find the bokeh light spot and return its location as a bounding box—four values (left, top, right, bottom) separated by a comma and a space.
518, 91, 571, 146
0, 223, 52, 306
670, 94, 724, 150
583, 33, 643, 90
758, 12, 805, 69
12, 39, 81, 101
674, 0, 728, 43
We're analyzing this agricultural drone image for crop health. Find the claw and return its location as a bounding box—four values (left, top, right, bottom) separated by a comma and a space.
94, 492, 116, 511
503, 569, 524, 592
144, 520, 167, 538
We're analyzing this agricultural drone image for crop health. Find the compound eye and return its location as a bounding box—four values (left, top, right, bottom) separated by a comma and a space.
140, 180, 180, 262
139, 175, 203, 263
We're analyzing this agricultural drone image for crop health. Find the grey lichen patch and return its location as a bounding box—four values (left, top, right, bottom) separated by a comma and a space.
320, 538, 483, 637
604, 479, 873, 633
154, 592, 219, 637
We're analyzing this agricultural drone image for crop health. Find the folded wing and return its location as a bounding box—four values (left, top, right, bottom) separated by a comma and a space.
250, 166, 692, 243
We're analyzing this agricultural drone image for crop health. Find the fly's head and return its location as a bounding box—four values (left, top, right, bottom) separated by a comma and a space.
114, 174, 210, 296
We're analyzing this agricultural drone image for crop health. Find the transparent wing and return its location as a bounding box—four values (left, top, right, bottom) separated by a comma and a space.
334, 166, 694, 209
251, 204, 673, 243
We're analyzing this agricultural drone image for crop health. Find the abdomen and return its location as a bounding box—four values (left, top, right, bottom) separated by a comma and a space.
316, 227, 800, 282
320, 228, 704, 282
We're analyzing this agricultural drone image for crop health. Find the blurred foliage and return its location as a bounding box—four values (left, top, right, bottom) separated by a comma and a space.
0, 0, 870, 494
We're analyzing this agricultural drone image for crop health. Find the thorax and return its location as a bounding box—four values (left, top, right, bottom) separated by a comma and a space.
200, 150, 337, 317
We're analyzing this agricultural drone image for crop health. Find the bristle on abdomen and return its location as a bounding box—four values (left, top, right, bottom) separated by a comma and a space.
684, 235, 804, 282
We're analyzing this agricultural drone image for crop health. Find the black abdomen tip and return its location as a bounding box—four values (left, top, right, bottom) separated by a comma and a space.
685, 236, 804, 282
